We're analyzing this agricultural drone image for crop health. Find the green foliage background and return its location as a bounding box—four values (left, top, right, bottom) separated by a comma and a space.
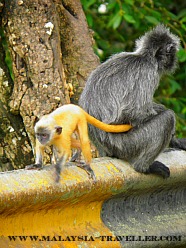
81, 0, 186, 136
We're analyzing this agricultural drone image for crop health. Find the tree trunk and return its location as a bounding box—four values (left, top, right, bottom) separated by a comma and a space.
55, 0, 99, 103
0, 31, 33, 171
0, 0, 99, 171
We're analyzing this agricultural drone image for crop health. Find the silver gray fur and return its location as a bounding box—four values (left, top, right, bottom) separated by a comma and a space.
79, 24, 186, 178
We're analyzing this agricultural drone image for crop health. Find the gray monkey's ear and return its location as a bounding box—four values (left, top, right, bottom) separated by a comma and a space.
55, 126, 62, 135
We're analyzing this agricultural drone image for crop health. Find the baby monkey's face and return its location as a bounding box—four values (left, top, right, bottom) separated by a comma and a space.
35, 129, 50, 145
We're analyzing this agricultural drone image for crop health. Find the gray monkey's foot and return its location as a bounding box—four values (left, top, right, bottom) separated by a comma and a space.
149, 161, 170, 178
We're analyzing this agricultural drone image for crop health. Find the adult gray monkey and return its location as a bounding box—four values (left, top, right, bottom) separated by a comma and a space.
79, 24, 186, 178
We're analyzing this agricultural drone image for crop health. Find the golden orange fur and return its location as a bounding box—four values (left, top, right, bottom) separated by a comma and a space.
32, 104, 132, 181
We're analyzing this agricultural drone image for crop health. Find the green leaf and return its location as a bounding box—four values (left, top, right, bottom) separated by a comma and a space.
180, 98, 186, 103
108, 14, 122, 29
144, 16, 159, 24
177, 48, 186, 62
113, 15, 122, 29
164, 10, 178, 20
178, 9, 186, 19
181, 23, 186, 31
182, 107, 186, 114
107, 2, 118, 11
168, 79, 182, 95
124, 0, 134, 6
97, 39, 110, 50
123, 14, 136, 24
81, 0, 96, 10
181, 16, 186, 23
145, 9, 162, 20
86, 14, 93, 27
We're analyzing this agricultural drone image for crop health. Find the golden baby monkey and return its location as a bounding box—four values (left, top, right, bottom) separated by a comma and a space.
27, 104, 132, 182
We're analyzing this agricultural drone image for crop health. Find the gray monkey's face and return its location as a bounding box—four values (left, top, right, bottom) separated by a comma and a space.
156, 42, 177, 72
164, 43, 177, 70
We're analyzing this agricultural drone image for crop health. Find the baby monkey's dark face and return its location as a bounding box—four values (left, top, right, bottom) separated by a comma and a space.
36, 128, 50, 145
35, 126, 62, 145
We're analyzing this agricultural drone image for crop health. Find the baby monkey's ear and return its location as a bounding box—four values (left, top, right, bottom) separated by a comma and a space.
34, 116, 40, 126
55, 126, 62, 135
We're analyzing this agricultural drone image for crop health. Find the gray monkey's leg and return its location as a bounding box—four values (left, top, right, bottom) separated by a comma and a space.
129, 110, 175, 178
146, 103, 186, 151
89, 109, 175, 178
130, 109, 175, 178
170, 136, 186, 150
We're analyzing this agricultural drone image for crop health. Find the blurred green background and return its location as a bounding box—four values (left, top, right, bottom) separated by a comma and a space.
81, 0, 186, 137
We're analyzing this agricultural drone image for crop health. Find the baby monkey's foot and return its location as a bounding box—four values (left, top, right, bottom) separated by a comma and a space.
25, 163, 42, 170
77, 163, 96, 182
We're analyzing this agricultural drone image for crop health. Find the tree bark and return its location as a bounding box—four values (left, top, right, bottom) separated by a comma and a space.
0, 0, 99, 170
0, 35, 33, 171
55, 0, 99, 103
